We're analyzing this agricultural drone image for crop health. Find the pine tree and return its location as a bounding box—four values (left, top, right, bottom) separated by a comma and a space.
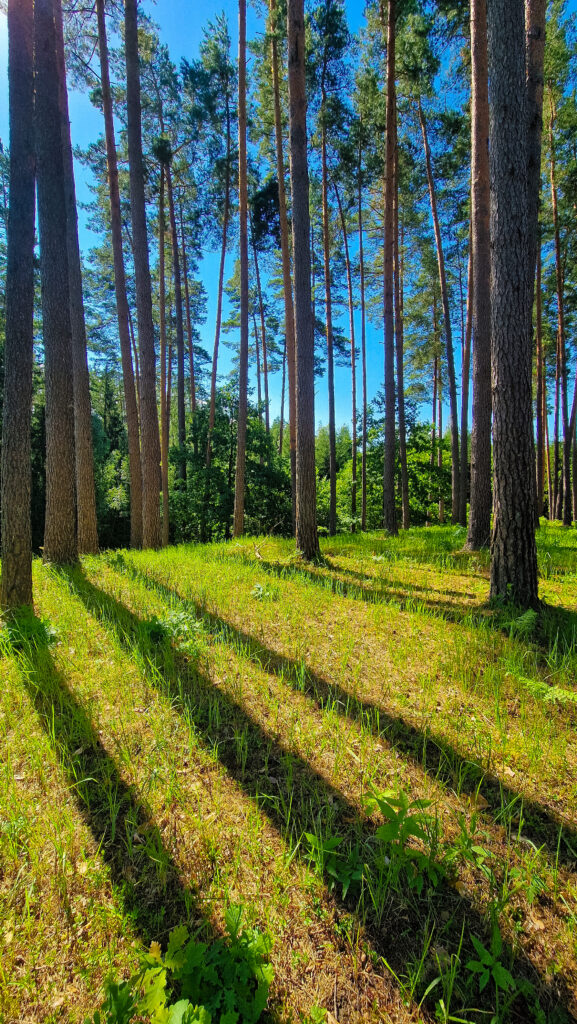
1, 0, 35, 608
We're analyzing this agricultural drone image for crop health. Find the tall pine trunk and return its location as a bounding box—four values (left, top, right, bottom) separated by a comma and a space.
166, 164, 187, 482
358, 135, 368, 531
35, 0, 77, 565
459, 234, 473, 528
251, 227, 270, 435
334, 184, 358, 532
125, 0, 162, 549
158, 167, 170, 547
488, 0, 538, 607
382, 0, 397, 535
321, 118, 337, 536
393, 142, 409, 529
233, 0, 249, 538
535, 240, 545, 517
54, 0, 98, 553
1, 0, 35, 609
271, 0, 297, 529
287, 0, 319, 559
203, 86, 232, 541
179, 205, 196, 417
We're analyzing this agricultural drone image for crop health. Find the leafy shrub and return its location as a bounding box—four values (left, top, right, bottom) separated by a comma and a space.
87, 906, 273, 1024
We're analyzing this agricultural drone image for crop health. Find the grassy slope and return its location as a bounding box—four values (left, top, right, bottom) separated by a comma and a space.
1, 523, 577, 1023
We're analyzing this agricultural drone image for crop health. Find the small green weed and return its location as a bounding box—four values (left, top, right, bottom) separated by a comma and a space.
250, 583, 279, 602
365, 788, 444, 894
304, 832, 364, 898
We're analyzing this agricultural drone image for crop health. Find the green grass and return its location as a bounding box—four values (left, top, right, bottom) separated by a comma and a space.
2, 523, 577, 1023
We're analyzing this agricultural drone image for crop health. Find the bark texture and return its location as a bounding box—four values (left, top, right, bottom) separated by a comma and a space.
383, 0, 397, 536
166, 164, 187, 482
488, 0, 538, 608
270, 0, 297, 528
525, 0, 547, 302
1, 0, 35, 608
35, 0, 77, 565
393, 143, 409, 529
233, 0, 249, 538
125, 0, 162, 549
334, 184, 358, 531
96, 0, 142, 548
287, 0, 319, 560
467, 0, 492, 549
321, 121, 337, 536
54, 0, 99, 554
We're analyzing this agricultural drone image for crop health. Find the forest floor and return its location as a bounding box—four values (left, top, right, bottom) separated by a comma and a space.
2, 524, 577, 1024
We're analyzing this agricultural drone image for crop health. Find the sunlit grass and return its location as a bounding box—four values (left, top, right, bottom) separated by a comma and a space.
2, 523, 577, 1022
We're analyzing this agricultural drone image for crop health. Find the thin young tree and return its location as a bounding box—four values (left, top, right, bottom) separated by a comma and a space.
488, 0, 538, 607
287, 0, 319, 559
35, 0, 77, 565
1, 0, 35, 609
125, 0, 162, 549
418, 98, 460, 524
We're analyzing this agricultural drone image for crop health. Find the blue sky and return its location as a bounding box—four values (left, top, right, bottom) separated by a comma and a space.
0, 1, 376, 433
2, 1, 571, 435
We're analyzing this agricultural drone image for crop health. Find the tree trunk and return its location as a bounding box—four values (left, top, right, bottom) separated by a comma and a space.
97, 0, 142, 549
287, 0, 319, 560
438, 372, 444, 525
419, 98, 460, 523
203, 80, 232, 542
393, 141, 409, 529
549, 105, 572, 526
1, 0, 35, 608
54, 0, 98, 554
334, 183, 358, 532
165, 164, 187, 482
125, 0, 161, 549
321, 120, 337, 536
427, 355, 438, 527
270, 0, 297, 529
525, 0, 547, 306
488, 0, 538, 608
382, 0, 397, 536
179, 204, 196, 418
279, 337, 286, 458
467, 0, 493, 548
358, 136, 368, 531
546, 389, 552, 517
233, 0, 249, 538
158, 167, 170, 548
35, 0, 77, 565
251, 225, 270, 435
535, 237, 545, 518
553, 336, 560, 518
459, 233, 473, 529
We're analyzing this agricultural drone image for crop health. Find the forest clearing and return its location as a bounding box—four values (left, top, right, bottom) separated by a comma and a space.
2, 525, 577, 1024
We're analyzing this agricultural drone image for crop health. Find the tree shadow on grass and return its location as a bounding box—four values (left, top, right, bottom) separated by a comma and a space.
258, 557, 491, 625
57, 566, 574, 1024
5, 611, 212, 949
112, 558, 577, 872
258, 557, 577, 684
